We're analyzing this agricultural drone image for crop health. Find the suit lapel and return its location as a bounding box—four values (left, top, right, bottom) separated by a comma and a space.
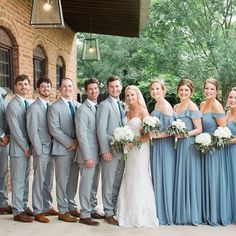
36, 98, 46, 113
107, 97, 121, 125
84, 100, 95, 114
15, 95, 25, 112
59, 97, 72, 120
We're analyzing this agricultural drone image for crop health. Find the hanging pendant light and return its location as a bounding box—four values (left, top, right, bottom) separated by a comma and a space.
30, 0, 65, 28
82, 34, 101, 60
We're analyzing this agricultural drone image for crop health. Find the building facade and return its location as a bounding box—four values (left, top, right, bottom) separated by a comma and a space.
0, 0, 77, 100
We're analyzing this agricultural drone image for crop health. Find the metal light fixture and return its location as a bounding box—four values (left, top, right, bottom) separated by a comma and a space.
82, 34, 101, 60
30, 0, 65, 28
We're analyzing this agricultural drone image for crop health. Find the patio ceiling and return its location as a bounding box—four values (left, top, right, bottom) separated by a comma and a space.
61, 0, 151, 37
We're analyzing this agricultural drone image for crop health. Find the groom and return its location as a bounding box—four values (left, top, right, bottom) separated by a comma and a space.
97, 75, 125, 225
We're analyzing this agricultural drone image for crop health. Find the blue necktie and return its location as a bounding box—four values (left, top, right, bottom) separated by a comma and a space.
24, 100, 28, 111
68, 101, 75, 119
95, 104, 98, 111
117, 101, 123, 122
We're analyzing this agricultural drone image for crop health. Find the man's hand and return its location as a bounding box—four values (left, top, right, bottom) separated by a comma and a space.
68, 139, 78, 151
85, 159, 95, 168
1, 135, 10, 146
24, 148, 30, 158
102, 152, 113, 161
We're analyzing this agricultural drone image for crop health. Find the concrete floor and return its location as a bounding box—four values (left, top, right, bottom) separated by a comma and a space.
1, 167, 236, 236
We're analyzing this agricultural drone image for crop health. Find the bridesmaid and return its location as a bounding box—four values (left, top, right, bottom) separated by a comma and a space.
226, 87, 236, 223
173, 79, 202, 225
200, 78, 230, 226
149, 80, 175, 225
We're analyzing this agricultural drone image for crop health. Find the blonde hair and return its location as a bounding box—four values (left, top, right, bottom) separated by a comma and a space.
149, 80, 166, 95
204, 78, 218, 91
125, 85, 147, 109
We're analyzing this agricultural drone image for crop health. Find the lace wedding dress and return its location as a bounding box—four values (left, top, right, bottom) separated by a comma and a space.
116, 117, 159, 227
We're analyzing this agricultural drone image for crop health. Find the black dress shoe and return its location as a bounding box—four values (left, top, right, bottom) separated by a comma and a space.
0, 205, 13, 215
79, 217, 99, 226
24, 208, 34, 217
91, 212, 105, 219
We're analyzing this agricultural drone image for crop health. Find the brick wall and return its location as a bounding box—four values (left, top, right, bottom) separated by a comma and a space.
0, 0, 78, 101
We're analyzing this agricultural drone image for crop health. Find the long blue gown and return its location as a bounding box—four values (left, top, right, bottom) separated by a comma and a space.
226, 120, 236, 223
173, 110, 202, 225
150, 111, 175, 225
202, 113, 230, 226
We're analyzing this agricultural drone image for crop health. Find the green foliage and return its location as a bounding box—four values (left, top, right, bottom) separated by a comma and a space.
77, 0, 236, 106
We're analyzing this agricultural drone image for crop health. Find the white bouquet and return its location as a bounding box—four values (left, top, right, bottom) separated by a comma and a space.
141, 116, 161, 144
111, 126, 139, 160
194, 133, 213, 153
141, 116, 161, 134
212, 126, 232, 149
166, 119, 189, 148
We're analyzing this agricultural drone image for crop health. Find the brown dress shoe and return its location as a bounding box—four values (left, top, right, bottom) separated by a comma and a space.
14, 213, 33, 223
69, 209, 80, 218
105, 216, 118, 225
35, 213, 50, 223
44, 208, 59, 216
58, 212, 78, 222
79, 217, 99, 226
0, 205, 13, 215
91, 212, 105, 219
24, 208, 34, 217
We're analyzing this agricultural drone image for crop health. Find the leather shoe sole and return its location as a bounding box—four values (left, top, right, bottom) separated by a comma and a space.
79, 217, 99, 226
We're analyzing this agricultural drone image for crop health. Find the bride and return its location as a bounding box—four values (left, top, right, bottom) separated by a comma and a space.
116, 85, 159, 228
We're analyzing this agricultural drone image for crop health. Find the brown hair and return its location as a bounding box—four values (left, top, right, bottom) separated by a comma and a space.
15, 74, 30, 85
106, 75, 122, 87
177, 79, 194, 94
84, 78, 99, 91
204, 78, 218, 91
149, 80, 166, 91
36, 75, 52, 88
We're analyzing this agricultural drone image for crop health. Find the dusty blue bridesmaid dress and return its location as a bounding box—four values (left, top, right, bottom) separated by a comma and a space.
226, 120, 236, 223
202, 113, 230, 226
173, 110, 202, 225
150, 111, 175, 225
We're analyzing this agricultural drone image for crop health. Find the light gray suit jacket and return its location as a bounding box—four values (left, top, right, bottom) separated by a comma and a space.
75, 99, 100, 164
6, 95, 30, 157
26, 98, 52, 156
96, 97, 124, 159
47, 97, 78, 156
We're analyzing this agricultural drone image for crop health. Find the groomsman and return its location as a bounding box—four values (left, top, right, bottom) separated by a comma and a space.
0, 92, 11, 215
97, 75, 125, 225
26, 76, 58, 223
75, 78, 104, 226
6, 74, 34, 222
47, 77, 80, 222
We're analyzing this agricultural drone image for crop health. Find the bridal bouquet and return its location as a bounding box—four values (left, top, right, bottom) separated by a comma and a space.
166, 119, 189, 149
141, 116, 161, 144
111, 126, 140, 160
212, 126, 232, 149
194, 133, 213, 154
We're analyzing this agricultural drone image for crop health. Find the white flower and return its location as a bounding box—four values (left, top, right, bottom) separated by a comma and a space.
195, 133, 212, 146
143, 116, 160, 127
172, 119, 186, 130
213, 126, 232, 139
113, 126, 135, 142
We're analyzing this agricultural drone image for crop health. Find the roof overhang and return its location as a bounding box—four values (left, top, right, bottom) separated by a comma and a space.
61, 0, 151, 37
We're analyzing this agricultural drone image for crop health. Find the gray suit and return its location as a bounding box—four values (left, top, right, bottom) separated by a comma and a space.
26, 98, 54, 215
47, 97, 79, 214
96, 96, 125, 217
0, 96, 10, 208
6, 95, 31, 216
75, 99, 100, 218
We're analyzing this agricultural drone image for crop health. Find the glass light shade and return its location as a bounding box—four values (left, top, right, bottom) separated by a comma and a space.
82, 36, 101, 60
30, 0, 65, 28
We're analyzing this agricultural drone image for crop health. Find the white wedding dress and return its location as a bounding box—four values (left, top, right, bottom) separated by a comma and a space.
116, 117, 159, 227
